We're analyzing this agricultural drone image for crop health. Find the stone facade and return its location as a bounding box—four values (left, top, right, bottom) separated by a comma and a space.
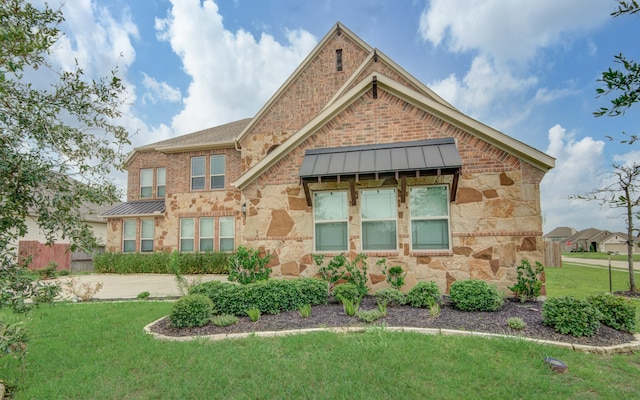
105, 23, 553, 294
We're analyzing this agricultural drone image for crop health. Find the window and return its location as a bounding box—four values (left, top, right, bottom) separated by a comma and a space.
123, 220, 136, 252
156, 167, 166, 197
199, 217, 214, 252
410, 186, 450, 250
361, 189, 397, 251
219, 217, 235, 252
180, 218, 195, 252
140, 169, 153, 198
314, 191, 348, 252
191, 157, 205, 190
336, 49, 343, 72
140, 219, 154, 252
210, 155, 225, 189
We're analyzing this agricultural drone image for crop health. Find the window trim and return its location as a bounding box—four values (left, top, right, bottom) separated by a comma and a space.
179, 218, 195, 252
313, 190, 349, 253
140, 219, 154, 253
122, 219, 136, 253
210, 154, 225, 190
156, 167, 166, 197
191, 156, 206, 191
140, 168, 153, 199
360, 188, 398, 251
409, 185, 451, 251
199, 217, 214, 253
219, 216, 235, 252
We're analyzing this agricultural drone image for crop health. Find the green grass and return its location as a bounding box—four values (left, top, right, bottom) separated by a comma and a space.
2, 263, 640, 399
562, 252, 640, 262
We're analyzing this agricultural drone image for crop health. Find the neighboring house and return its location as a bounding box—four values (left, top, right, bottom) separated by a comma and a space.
564, 228, 639, 254
103, 23, 555, 293
544, 226, 576, 252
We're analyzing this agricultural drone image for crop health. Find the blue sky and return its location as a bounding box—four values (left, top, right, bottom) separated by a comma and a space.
39, 0, 639, 234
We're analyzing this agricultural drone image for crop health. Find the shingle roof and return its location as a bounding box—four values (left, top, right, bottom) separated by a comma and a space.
299, 138, 461, 178
134, 118, 252, 152
102, 200, 165, 217
544, 227, 575, 238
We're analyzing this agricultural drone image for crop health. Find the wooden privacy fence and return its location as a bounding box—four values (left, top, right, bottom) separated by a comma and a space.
544, 241, 562, 268
18, 241, 103, 273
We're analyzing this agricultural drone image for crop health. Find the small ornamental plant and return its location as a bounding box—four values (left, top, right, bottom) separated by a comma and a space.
508, 259, 544, 302
507, 317, 526, 330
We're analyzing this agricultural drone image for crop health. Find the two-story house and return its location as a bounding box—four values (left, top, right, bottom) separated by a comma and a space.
103, 23, 555, 293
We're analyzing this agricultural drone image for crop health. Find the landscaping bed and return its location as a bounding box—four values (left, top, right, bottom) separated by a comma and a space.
150, 296, 636, 347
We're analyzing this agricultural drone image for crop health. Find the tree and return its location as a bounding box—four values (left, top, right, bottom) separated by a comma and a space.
1, 0, 130, 345
573, 163, 640, 292
594, 1, 640, 144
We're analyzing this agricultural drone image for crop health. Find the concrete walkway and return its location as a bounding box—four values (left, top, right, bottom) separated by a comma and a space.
50, 274, 230, 300
562, 256, 640, 271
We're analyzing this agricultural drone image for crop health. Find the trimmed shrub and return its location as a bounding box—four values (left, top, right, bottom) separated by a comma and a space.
374, 288, 406, 307
332, 283, 360, 303
449, 279, 504, 312
542, 297, 600, 337
169, 294, 214, 328
587, 293, 636, 333
189, 278, 328, 316
405, 281, 441, 308
94, 251, 229, 274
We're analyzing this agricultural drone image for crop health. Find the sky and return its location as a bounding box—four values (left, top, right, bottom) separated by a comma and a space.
34, 0, 639, 234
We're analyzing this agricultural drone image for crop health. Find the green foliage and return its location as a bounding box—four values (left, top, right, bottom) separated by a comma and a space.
169, 294, 213, 329
189, 278, 328, 316
1, 262, 60, 313
94, 251, 229, 274
313, 254, 345, 294
374, 288, 406, 307
314, 253, 370, 297
508, 259, 544, 302
210, 314, 238, 327
542, 297, 601, 337
356, 309, 385, 323
376, 300, 388, 316
378, 259, 407, 290
137, 291, 151, 300
298, 303, 312, 318
246, 307, 261, 322
31, 282, 61, 305
0, 321, 28, 361
332, 283, 360, 303
227, 246, 272, 284
36, 261, 58, 280
429, 303, 441, 319
405, 281, 441, 308
507, 317, 526, 330
342, 297, 359, 316
449, 279, 504, 312
587, 293, 637, 332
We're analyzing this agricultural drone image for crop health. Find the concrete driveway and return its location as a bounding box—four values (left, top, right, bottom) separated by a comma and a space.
562, 256, 640, 271
50, 274, 230, 300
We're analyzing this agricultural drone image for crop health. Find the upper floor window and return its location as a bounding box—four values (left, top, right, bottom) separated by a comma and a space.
156, 167, 166, 197
336, 49, 343, 72
410, 186, 450, 251
219, 217, 235, 252
199, 217, 214, 252
140, 169, 153, 198
191, 157, 205, 190
361, 189, 397, 251
314, 191, 348, 252
140, 219, 154, 252
123, 220, 136, 253
210, 155, 225, 189
180, 218, 195, 252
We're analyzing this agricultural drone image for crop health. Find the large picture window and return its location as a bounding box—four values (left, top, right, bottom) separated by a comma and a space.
361, 189, 397, 251
140, 169, 153, 198
140, 219, 154, 252
199, 217, 214, 252
219, 217, 235, 252
314, 191, 348, 252
156, 167, 166, 197
410, 186, 450, 250
122, 220, 136, 252
210, 155, 225, 189
180, 218, 195, 252
191, 157, 205, 190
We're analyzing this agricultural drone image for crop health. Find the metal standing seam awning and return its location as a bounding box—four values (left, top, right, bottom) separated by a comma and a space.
298, 138, 463, 206
101, 199, 166, 218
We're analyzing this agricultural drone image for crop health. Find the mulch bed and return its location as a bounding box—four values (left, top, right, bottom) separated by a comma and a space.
150, 296, 637, 347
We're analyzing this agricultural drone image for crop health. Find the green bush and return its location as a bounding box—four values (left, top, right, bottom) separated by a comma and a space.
94, 251, 229, 274
189, 278, 328, 316
356, 309, 385, 323
210, 314, 238, 327
373, 288, 405, 307
507, 317, 526, 330
508, 259, 544, 302
332, 283, 360, 303
314, 253, 369, 298
449, 279, 504, 312
587, 293, 636, 333
169, 294, 214, 328
227, 246, 272, 284
542, 297, 601, 337
405, 281, 441, 308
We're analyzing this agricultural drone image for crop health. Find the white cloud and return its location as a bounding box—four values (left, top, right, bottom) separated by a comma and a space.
141, 73, 182, 105
540, 124, 626, 232
155, 0, 317, 134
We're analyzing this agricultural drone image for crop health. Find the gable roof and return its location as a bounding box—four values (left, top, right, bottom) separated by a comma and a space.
544, 226, 576, 238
